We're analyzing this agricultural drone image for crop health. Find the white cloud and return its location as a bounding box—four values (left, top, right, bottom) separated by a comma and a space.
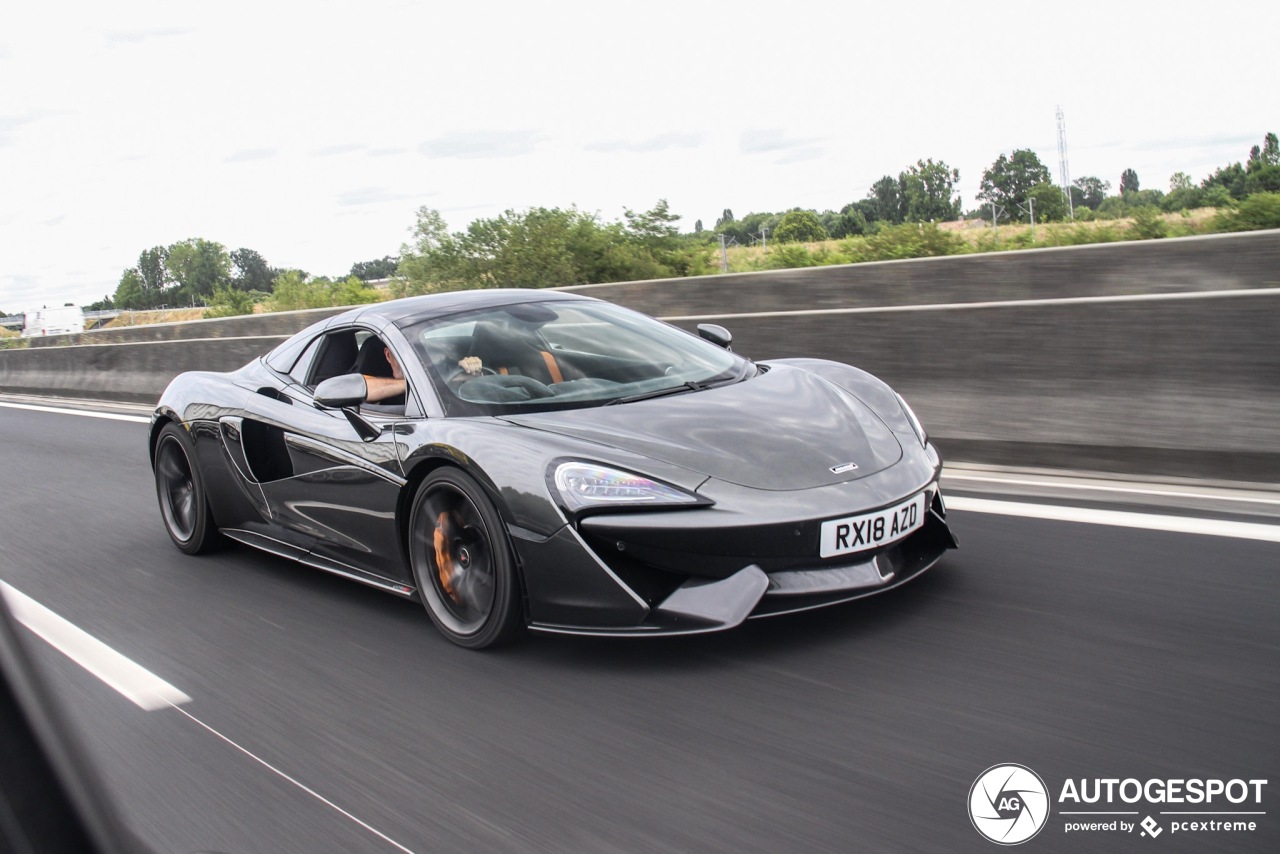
419, 131, 542, 160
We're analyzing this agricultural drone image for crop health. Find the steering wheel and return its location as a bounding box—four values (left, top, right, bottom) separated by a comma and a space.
458, 373, 555, 400
445, 364, 498, 386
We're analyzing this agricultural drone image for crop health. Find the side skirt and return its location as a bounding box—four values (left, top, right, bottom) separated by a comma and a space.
220, 529, 417, 598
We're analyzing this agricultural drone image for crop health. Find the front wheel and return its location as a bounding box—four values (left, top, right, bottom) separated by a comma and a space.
408, 468, 523, 649
153, 422, 221, 554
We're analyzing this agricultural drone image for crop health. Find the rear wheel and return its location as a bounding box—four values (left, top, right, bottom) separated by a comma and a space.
154, 422, 220, 554
409, 468, 523, 649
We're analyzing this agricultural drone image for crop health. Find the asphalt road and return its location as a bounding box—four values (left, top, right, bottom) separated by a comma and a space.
0, 400, 1276, 853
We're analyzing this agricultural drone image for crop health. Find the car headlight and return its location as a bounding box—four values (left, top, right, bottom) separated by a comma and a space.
552, 462, 706, 513
895, 393, 928, 447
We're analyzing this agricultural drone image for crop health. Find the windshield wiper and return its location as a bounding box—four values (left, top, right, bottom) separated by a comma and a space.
605, 380, 708, 406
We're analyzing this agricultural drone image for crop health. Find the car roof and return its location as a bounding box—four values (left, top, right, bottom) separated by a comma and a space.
331, 288, 597, 329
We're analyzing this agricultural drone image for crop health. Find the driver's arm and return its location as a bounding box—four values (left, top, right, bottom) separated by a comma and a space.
364, 376, 405, 402
364, 345, 406, 402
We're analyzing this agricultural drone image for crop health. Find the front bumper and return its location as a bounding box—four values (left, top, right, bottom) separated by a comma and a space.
520, 468, 958, 636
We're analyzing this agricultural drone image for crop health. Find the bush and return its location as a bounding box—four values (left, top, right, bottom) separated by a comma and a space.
859, 222, 965, 261
0, 328, 26, 349
759, 244, 822, 269
268, 272, 381, 311
1161, 187, 1204, 212
1096, 196, 1128, 220
1128, 207, 1168, 240
1201, 185, 1234, 208
1211, 192, 1280, 232
203, 285, 257, 318
772, 209, 828, 244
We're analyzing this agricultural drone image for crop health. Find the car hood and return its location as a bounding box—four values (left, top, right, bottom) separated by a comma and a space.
499, 364, 904, 491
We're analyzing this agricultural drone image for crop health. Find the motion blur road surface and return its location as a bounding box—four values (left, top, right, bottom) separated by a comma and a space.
1, 399, 1276, 853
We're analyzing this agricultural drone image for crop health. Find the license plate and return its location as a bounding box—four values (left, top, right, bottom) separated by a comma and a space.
820, 493, 926, 558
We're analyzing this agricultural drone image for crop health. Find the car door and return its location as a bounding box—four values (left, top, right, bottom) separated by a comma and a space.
237, 326, 415, 590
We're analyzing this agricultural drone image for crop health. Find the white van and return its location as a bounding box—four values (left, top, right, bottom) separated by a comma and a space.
22, 305, 85, 338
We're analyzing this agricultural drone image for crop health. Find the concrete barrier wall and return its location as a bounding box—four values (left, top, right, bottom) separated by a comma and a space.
565, 229, 1280, 313
3, 230, 1279, 480
0, 338, 276, 401
28, 306, 348, 347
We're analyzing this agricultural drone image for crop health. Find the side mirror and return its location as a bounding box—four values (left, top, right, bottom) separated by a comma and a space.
314, 374, 368, 409
697, 323, 733, 351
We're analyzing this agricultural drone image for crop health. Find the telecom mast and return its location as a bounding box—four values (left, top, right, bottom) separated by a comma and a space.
1056, 105, 1073, 220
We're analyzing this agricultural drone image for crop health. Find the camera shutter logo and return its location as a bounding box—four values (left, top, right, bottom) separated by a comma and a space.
969, 764, 1050, 845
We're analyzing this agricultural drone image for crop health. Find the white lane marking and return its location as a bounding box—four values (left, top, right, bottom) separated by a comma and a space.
3, 581, 416, 851
1, 581, 191, 710
657, 286, 1280, 322
945, 473, 1280, 506
946, 497, 1280, 544
169, 705, 417, 854
0, 400, 150, 423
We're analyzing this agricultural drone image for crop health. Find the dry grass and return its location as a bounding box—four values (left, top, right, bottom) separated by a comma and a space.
103, 308, 208, 328
720, 207, 1223, 272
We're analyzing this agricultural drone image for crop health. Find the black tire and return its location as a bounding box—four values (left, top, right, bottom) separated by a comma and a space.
153, 422, 220, 555
408, 468, 523, 649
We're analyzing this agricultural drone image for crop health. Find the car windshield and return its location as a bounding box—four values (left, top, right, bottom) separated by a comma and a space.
402, 298, 751, 416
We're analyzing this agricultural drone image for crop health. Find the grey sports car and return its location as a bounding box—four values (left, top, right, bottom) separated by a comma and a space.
151, 289, 957, 648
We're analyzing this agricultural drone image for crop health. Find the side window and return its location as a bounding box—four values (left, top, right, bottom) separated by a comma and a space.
287, 335, 323, 386
304, 329, 361, 388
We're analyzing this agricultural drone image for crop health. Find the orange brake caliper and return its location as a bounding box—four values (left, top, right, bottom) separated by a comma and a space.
433, 511, 458, 600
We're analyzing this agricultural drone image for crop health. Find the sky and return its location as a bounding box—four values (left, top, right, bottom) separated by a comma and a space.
1, 0, 1276, 312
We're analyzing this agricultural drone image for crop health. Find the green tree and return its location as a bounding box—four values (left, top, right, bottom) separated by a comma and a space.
1120, 168, 1140, 194
825, 206, 867, 238
1201, 185, 1234, 207
1162, 186, 1205, 212
1203, 162, 1247, 199
1126, 188, 1164, 208
865, 175, 905, 225
396, 203, 709, 295
1243, 133, 1277, 171
267, 270, 322, 310
622, 199, 709, 277
1072, 176, 1110, 210
1169, 172, 1194, 192
1244, 166, 1280, 194
772, 209, 828, 243
1026, 182, 1069, 223
137, 246, 171, 302
349, 256, 398, 281
230, 248, 274, 292
166, 238, 230, 304
718, 211, 779, 247
112, 268, 148, 310
623, 199, 680, 248
978, 150, 1051, 222
901, 159, 961, 222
